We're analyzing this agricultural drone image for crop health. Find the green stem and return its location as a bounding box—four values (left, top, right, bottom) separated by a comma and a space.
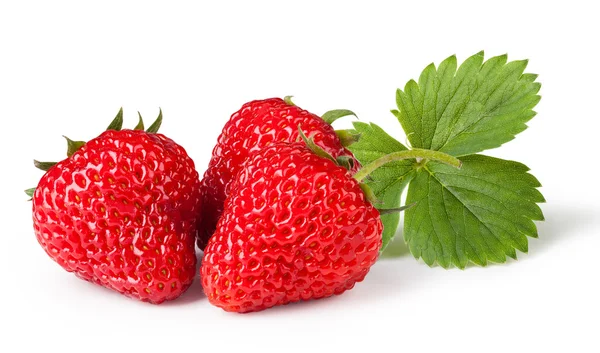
353, 148, 462, 182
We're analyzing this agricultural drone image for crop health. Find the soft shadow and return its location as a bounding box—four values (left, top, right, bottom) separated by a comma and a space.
380, 202, 594, 266
162, 251, 206, 306
528, 203, 598, 256
242, 293, 342, 317
380, 226, 410, 259
166, 203, 592, 311
251, 260, 427, 317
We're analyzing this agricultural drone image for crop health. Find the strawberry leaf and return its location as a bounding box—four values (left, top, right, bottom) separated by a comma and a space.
405, 155, 544, 269
392, 51, 541, 156
348, 53, 545, 267
347, 122, 416, 250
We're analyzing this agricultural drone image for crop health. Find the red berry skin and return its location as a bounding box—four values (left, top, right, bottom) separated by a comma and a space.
201, 143, 382, 313
32, 130, 201, 304
198, 98, 358, 249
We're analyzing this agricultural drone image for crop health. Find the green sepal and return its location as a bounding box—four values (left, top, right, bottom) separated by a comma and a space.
134, 112, 145, 130
63, 136, 86, 157
359, 183, 382, 205
34, 160, 57, 172
283, 95, 296, 106
146, 109, 162, 133
336, 155, 356, 171
377, 203, 416, 215
297, 126, 336, 163
335, 130, 361, 147
321, 109, 357, 125
106, 107, 124, 131
25, 188, 35, 198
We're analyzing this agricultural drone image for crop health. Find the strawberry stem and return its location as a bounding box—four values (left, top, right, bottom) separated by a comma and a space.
353, 148, 462, 182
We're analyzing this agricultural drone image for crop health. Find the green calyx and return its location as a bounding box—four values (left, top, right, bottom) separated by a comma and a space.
298, 126, 337, 163
24, 188, 35, 199
106, 107, 124, 131
283, 95, 296, 106
27, 107, 165, 199
321, 109, 357, 125
335, 130, 361, 147
297, 124, 438, 213
145, 109, 163, 134
64, 136, 86, 157
283, 96, 361, 146
33, 160, 57, 171
134, 112, 145, 130
106, 107, 162, 133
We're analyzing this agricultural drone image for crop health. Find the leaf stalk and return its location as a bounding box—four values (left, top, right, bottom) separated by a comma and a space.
353, 148, 462, 182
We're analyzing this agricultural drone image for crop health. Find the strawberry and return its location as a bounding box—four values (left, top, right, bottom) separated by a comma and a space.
197, 97, 359, 249
201, 141, 382, 313
29, 109, 201, 304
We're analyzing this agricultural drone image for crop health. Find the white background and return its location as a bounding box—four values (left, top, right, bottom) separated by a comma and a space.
1, 1, 598, 352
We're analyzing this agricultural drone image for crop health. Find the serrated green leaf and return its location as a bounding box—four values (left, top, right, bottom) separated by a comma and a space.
404, 154, 544, 269
394, 52, 541, 156
347, 121, 416, 250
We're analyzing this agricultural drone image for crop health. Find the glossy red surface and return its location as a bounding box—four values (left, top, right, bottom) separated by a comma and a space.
32, 130, 202, 304
201, 143, 382, 313
198, 98, 358, 248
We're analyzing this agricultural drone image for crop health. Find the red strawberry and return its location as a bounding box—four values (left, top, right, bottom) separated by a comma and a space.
201, 142, 381, 313
29, 109, 201, 304
198, 97, 358, 249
